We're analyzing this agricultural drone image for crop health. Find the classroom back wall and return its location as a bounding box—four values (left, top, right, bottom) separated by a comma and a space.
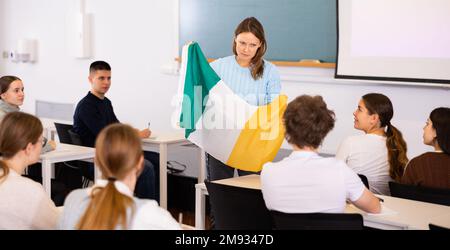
0, 0, 448, 161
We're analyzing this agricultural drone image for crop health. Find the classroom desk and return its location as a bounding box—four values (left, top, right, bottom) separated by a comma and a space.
43, 120, 207, 209
39, 143, 95, 198
194, 175, 450, 230
141, 132, 206, 209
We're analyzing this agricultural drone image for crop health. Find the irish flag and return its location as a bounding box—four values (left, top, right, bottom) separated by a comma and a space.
177, 42, 287, 172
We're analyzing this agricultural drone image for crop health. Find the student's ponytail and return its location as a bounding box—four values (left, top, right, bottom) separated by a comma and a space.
76, 124, 142, 230
386, 123, 408, 181
362, 93, 409, 182
76, 178, 135, 230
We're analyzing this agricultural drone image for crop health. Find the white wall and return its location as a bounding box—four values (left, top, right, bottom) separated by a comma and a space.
0, 0, 179, 131
278, 67, 450, 158
1, 0, 449, 172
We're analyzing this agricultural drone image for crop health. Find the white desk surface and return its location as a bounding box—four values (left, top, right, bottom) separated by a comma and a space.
196, 174, 450, 230
40, 143, 95, 161
346, 195, 450, 230
141, 131, 187, 144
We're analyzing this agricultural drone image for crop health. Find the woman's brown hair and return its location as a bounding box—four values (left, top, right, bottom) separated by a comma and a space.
233, 17, 267, 80
0, 75, 21, 98
429, 107, 450, 155
283, 95, 335, 148
362, 93, 408, 181
76, 124, 143, 230
0, 112, 43, 182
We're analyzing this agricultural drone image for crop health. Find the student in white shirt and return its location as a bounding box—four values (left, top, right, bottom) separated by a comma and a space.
59, 123, 180, 230
336, 93, 408, 195
0, 112, 60, 229
261, 95, 381, 214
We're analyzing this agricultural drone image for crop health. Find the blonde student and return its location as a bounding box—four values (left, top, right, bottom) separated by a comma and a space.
0, 112, 60, 229
261, 95, 381, 214
402, 107, 450, 189
59, 124, 180, 230
336, 93, 408, 195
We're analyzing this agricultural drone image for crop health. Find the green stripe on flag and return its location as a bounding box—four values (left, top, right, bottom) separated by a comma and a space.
179, 42, 221, 138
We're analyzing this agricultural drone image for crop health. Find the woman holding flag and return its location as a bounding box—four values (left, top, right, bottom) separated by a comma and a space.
206, 17, 282, 181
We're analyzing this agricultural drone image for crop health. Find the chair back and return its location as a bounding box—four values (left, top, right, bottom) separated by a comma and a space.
54, 123, 74, 144
429, 223, 449, 230
389, 182, 450, 206
271, 210, 364, 230
68, 129, 83, 146
205, 181, 272, 230
358, 174, 369, 189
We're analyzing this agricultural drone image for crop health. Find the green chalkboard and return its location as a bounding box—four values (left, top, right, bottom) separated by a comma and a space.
179, 0, 337, 62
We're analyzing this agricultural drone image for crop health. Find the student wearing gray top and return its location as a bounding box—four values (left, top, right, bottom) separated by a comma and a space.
59, 124, 180, 230
0, 75, 56, 153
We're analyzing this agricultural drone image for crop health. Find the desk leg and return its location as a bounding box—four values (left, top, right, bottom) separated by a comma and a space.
159, 143, 168, 209
41, 159, 52, 198
195, 185, 206, 230
199, 148, 206, 183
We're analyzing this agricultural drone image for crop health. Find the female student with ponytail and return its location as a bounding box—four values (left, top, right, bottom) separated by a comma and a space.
59, 124, 180, 230
0, 112, 59, 229
401, 107, 450, 189
336, 93, 408, 195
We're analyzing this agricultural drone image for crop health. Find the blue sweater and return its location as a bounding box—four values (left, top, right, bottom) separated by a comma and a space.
73, 92, 119, 147
210, 56, 281, 106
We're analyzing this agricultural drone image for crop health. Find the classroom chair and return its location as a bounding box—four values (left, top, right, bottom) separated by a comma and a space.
358, 174, 369, 189
389, 182, 450, 206
429, 223, 449, 230
54, 123, 93, 187
271, 210, 364, 230
205, 181, 273, 230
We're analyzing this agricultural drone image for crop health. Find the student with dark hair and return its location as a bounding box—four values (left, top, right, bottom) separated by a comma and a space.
59, 124, 180, 230
0, 112, 59, 229
401, 107, 450, 189
336, 93, 408, 195
73, 61, 157, 200
207, 17, 281, 181
261, 95, 381, 214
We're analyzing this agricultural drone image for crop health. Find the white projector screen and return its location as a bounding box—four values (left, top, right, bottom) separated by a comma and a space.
336, 0, 450, 84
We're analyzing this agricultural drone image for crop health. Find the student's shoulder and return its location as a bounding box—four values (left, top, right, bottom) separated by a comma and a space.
408, 152, 444, 166
64, 188, 90, 205
211, 55, 234, 66
6, 174, 48, 199
341, 134, 367, 146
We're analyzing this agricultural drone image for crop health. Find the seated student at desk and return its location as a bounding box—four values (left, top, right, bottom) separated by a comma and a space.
401, 107, 450, 189
0, 75, 57, 185
336, 93, 408, 195
261, 95, 381, 214
0, 75, 56, 152
0, 112, 59, 229
59, 124, 180, 230
72, 61, 157, 200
